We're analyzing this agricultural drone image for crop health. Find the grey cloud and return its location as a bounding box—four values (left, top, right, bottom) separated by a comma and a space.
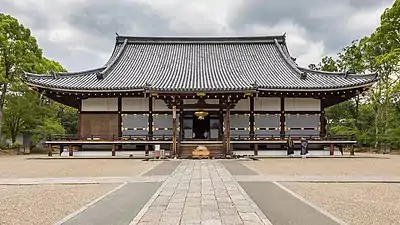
0, 0, 394, 71
67, 1, 171, 37
230, 0, 393, 53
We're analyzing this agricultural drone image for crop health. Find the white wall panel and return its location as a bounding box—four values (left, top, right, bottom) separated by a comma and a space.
122, 97, 149, 111
254, 97, 280, 111
234, 98, 249, 111
81, 98, 118, 111
284, 98, 320, 111
153, 99, 170, 111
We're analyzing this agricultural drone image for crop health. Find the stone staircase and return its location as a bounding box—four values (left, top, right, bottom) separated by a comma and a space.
179, 143, 226, 159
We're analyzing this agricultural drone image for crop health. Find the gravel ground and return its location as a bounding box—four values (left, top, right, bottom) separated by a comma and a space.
243, 154, 400, 177
0, 156, 160, 178
0, 183, 118, 225
282, 182, 400, 225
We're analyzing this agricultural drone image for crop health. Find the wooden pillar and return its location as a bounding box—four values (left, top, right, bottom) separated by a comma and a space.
145, 144, 149, 156
77, 99, 82, 138
225, 102, 231, 155
250, 96, 255, 154
172, 104, 177, 157
117, 97, 122, 138
330, 143, 334, 156
48, 145, 53, 157
178, 100, 184, 155
117, 97, 122, 151
280, 97, 285, 139
112, 144, 116, 156
320, 99, 326, 138
219, 99, 224, 140
148, 97, 153, 139
350, 145, 355, 156
249, 96, 255, 139
68, 145, 73, 156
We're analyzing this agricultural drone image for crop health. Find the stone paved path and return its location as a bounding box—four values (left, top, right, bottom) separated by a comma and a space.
131, 160, 272, 225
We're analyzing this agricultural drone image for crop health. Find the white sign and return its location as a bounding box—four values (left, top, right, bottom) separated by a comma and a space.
155, 144, 160, 151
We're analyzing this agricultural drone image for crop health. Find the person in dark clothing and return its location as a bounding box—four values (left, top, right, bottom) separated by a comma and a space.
286, 137, 294, 157
300, 137, 308, 158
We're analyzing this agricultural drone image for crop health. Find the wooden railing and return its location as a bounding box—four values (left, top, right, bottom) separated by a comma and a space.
47, 134, 175, 141
47, 134, 355, 142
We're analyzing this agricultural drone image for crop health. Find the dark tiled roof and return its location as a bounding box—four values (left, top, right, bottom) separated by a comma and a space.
23, 35, 378, 92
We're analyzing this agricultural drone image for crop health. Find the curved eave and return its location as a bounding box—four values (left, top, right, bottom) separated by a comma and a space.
257, 80, 376, 92
298, 67, 379, 80
25, 82, 146, 93
147, 87, 256, 94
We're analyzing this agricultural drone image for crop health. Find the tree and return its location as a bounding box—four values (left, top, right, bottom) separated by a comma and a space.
0, 13, 42, 140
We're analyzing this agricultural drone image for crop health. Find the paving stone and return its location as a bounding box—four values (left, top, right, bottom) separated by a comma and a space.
202, 219, 223, 225
131, 161, 269, 225
239, 212, 261, 222
159, 216, 181, 225
221, 215, 243, 224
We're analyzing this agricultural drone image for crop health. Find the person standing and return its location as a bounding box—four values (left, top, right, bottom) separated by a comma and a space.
300, 137, 308, 158
286, 137, 294, 157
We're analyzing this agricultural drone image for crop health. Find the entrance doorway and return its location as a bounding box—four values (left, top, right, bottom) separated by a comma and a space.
193, 114, 210, 139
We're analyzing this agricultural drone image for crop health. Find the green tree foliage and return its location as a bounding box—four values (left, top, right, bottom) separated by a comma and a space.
0, 13, 42, 140
312, 0, 400, 149
0, 14, 77, 149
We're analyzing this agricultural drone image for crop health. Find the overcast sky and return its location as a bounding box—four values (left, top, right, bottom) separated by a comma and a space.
0, 0, 394, 71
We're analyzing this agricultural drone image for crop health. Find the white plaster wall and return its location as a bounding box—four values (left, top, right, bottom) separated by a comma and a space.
183, 99, 197, 104
254, 97, 280, 111
122, 97, 149, 111
205, 99, 219, 104
284, 98, 320, 111
81, 98, 118, 111
153, 99, 170, 111
234, 98, 249, 111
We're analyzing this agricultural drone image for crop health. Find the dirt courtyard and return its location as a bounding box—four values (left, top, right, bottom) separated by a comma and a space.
243, 153, 400, 177
0, 155, 160, 178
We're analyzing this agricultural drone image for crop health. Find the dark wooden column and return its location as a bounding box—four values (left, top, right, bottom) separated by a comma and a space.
117, 97, 122, 151
77, 99, 82, 137
148, 97, 153, 137
172, 103, 178, 157
320, 99, 326, 138
249, 96, 255, 139
179, 100, 184, 154
219, 99, 224, 140
225, 99, 231, 155
117, 97, 122, 138
280, 97, 285, 139
147, 97, 153, 156
249, 96, 257, 156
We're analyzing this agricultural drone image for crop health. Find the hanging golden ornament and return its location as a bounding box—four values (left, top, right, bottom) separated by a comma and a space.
194, 111, 208, 120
